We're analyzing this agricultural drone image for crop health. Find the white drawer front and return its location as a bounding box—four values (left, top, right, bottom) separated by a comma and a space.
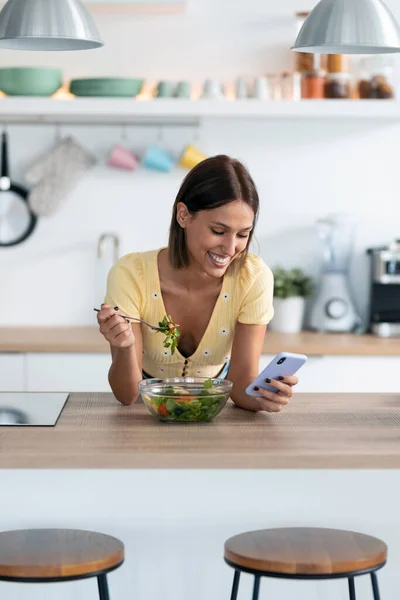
259, 354, 400, 393
0, 354, 24, 391
26, 353, 112, 392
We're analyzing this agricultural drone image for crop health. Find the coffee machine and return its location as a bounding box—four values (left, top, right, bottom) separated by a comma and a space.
367, 240, 400, 337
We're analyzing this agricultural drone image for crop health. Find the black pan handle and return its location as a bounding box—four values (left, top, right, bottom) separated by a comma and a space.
1, 131, 9, 179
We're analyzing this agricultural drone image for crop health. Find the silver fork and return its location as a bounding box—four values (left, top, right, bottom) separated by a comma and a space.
93, 308, 167, 332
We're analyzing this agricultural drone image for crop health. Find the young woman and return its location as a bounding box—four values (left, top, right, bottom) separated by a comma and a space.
98, 155, 299, 411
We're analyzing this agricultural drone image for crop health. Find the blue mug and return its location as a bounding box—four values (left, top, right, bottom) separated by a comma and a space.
142, 145, 175, 173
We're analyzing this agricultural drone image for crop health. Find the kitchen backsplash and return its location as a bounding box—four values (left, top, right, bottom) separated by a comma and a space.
0, 117, 398, 328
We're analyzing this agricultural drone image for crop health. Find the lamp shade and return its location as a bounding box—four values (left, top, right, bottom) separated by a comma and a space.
292, 0, 400, 54
0, 0, 103, 50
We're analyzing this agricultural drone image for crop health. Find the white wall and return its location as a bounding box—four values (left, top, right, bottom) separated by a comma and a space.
1, 0, 400, 327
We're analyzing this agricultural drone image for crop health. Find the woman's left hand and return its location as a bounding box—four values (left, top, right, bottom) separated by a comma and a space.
252, 376, 298, 413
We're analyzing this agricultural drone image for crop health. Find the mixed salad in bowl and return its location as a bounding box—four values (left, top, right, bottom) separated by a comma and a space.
138, 377, 232, 423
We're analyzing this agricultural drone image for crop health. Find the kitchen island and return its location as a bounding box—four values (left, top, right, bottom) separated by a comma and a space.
1, 392, 400, 600
1, 391, 400, 468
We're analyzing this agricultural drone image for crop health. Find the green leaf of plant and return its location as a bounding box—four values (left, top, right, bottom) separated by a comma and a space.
272, 265, 314, 299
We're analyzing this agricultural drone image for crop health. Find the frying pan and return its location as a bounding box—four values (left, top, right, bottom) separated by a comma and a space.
0, 131, 37, 247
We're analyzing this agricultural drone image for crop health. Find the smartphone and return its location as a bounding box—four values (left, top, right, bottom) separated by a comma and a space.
245, 352, 307, 397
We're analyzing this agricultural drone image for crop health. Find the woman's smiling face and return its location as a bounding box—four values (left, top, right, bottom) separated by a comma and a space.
176, 199, 255, 277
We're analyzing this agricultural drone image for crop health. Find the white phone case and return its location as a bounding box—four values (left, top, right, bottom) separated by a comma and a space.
245, 352, 307, 397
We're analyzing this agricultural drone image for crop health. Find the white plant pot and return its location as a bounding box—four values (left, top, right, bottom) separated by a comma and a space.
269, 296, 306, 334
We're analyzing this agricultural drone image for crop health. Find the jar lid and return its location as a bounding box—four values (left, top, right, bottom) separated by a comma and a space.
327, 54, 349, 73
303, 69, 327, 77
326, 72, 351, 80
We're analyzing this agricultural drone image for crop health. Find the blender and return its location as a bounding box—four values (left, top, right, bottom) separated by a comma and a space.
309, 213, 362, 332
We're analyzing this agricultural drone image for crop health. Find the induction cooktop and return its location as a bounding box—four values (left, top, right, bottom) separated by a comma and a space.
0, 392, 69, 426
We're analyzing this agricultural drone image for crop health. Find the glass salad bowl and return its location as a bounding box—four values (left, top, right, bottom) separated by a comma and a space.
138, 377, 233, 423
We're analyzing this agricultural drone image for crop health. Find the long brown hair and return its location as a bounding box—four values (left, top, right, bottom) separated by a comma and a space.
168, 155, 259, 269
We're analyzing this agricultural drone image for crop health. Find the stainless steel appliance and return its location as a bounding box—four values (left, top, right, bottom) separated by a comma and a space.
0, 392, 69, 426
309, 213, 362, 332
367, 240, 400, 337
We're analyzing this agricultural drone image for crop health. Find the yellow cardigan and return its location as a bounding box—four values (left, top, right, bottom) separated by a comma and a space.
105, 248, 274, 379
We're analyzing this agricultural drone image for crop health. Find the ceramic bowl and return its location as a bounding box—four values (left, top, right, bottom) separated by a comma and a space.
0, 67, 63, 96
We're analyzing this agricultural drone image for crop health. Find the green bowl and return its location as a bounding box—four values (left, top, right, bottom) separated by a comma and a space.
69, 77, 144, 97
0, 67, 63, 96
138, 377, 232, 423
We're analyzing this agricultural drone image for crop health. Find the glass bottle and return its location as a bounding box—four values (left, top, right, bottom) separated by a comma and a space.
301, 69, 326, 99
324, 73, 351, 99
324, 54, 351, 99
357, 56, 395, 99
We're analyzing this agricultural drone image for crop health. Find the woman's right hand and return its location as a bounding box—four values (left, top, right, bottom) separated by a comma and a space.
97, 303, 135, 349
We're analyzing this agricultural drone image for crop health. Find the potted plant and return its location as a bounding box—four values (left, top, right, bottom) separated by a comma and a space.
269, 267, 313, 333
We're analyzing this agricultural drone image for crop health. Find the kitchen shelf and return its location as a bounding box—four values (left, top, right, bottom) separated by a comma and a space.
0, 97, 399, 125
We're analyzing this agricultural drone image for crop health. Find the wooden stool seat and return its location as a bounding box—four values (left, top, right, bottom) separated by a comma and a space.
0, 529, 124, 581
224, 527, 387, 576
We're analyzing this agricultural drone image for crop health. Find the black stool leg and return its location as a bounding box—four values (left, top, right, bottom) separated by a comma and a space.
230, 570, 241, 600
252, 575, 261, 600
348, 577, 356, 600
371, 571, 381, 600
97, 573, 110, 600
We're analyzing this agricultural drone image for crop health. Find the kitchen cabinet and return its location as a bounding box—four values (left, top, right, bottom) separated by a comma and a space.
0, 354, 24, 391
26, 353, 111, 392
0, 351, 398, 393
259, 355, 400, 393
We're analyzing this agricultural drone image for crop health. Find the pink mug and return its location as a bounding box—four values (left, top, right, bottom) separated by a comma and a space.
108, 144, 139, 171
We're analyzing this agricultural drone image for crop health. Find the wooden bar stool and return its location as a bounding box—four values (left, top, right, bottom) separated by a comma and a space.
224, 527, 387, 600
0, 529, 124, 599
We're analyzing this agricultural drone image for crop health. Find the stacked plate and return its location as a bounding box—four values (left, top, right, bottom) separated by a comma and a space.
69, 77, 144, 97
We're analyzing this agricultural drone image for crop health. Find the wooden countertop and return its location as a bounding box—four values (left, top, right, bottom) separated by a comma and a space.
0, 327, 399, 355
1, 392, 400, 468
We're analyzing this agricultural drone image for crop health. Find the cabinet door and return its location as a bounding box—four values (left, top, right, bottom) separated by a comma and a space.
26, 353, 112, 392
300, 356, 400, 393
0, 354, 25, 391
259, 354, 400, 393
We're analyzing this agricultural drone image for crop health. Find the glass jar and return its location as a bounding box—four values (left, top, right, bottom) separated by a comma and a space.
280, 71, 301, 100
327, 54, 350, 74
324, 73, 351, 99
294, 12, 327, 74
357, 56, 395, 99
301, 69, 326, 99
265, 74, 281, 100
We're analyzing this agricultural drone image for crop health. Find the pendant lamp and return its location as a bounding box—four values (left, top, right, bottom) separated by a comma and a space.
292, 0, 400, 54
0, 0, 103, 50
